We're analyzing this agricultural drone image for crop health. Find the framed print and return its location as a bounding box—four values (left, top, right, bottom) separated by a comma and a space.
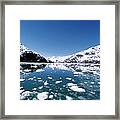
0, 0, 119, 119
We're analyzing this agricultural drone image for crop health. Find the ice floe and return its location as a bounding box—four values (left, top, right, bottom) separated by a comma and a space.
66, 96, 73, 100
49, 95, 53, 99
56, 81, 62, 84
67, 83, 76, 87
91, 82, 95, 84
74, 72, 81, 75
39, 86, 43, 89
48, 76, 52, 79
66, 77, 72, 80
24, 69, 31, 72
44, 81, 48, 85
74, 74, 79, 77
20, 79, 25, 81
37, 92, 48, 100
28, 78, 33, 80
36, 69, 44, 72
33, 88, 37, 90
20, 91, 36, 100
70, 86, 85, 92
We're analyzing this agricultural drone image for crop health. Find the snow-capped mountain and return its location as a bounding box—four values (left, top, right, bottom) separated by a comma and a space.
20, 43, 47, 63
48, 45, 100, 63
20, 43, 100, 63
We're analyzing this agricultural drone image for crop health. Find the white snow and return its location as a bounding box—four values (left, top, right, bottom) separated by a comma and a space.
20, 43, 44, 57
47, 63, 70, 71
48, 45, 100, 63
48, 55, 71, 63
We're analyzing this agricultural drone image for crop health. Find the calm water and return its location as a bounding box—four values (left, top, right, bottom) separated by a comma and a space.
20, 63, 100, 100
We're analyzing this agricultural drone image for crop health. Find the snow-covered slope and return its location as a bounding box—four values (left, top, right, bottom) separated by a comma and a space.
48, 55, 71, 63
20, 43, 31, 55
49, 45, 100, 63
20, 43, 47, 63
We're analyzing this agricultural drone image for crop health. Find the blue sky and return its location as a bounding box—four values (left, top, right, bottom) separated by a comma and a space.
20, 20, 100, 57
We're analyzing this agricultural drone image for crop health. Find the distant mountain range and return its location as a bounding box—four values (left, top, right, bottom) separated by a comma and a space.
20, 43, 100, 64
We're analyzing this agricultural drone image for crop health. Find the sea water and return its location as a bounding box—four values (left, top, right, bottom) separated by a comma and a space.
20, 63, 100, 100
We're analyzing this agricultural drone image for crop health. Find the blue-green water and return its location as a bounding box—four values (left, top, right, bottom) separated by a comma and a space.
20, 63, 100, 100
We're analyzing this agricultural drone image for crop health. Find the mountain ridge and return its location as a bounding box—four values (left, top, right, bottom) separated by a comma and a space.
48, 45, 100, 63
20, 43, 100, 64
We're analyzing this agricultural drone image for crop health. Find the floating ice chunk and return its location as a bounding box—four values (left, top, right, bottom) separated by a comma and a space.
91, 82, 95, 84
66, 96, 73, 100
38, 80, 42, 82
67, 83, 76, 87
37, 78, 41, 80
44, 81, 48, 85
37, 92, 48, 100
84, 81, 88, 84
70, 86, 85, 92
33, 76, 36, 78
24, 69, 31, 72
78, 96, 86, 100
20, 79, 25, 81
33, 88, 37, 90
89, 85, 93, 87
74, 74, 79, 76
36, 69, 44, 72
56, 81, 62, 84
33, 98, 37, 100
49, 95, 53, 99
20, 91, 33, 99
59, 77, 62, 79
39, 86, 43, 89
48, 76, 52, 79
28, 78, 33, 80
66, 77, 72, 80
74, 72, 81, 75
90, 91, 95, 94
